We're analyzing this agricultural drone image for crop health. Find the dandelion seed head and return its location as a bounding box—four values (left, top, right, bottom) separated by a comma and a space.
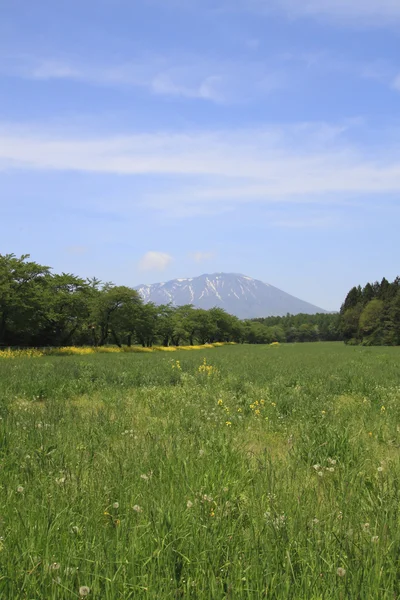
17, 485, 24, 493
132, 505, 142, 513
186, 500, 193, 509
113, 502, 119, 509
79, 586, 91, 597
336, 567, 346, 577
371, 535, 379, 543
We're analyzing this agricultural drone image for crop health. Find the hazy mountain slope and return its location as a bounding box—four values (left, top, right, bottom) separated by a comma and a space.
136, 273, 326, 318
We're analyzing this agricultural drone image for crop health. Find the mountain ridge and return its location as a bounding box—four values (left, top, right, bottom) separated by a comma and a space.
136, 273, 327, 319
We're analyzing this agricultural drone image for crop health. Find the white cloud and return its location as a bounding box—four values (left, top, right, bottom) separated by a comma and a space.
265, 0, 400, 23
3, 55, 283, 104
31, 61, 82, 80
191, 251, 216, 263
392, 74, 400, 91
151, 73, 223, 102
1, 120, 400, 217
138, 251, 173, 271
267, 215, 337, 229
150, 0, 400, 23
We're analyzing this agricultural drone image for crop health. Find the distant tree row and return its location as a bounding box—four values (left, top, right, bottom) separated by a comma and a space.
245, 313, 341, 344
0, 253, 342, 348
340, 277, 400, 345
0, 254, 250, 348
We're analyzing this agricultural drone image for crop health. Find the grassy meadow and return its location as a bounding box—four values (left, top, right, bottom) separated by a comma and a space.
1, 342, 400, 599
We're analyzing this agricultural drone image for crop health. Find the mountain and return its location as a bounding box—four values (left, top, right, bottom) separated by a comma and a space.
136, 273, 327, 319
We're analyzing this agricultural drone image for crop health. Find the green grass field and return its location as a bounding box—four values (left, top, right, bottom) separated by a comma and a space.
1, 342, 400, 599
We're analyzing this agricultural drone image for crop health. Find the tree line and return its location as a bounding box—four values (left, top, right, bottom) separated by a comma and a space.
340, 277, 400, 345
1, 253, 341, 348
248, 313, 341, 344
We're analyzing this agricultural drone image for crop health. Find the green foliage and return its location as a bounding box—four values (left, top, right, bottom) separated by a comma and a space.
0, 255, 244, 349
0, 252, 345, 349
248, 313, 341, 343
340, 277, 400, 346
1, 343, 400, 598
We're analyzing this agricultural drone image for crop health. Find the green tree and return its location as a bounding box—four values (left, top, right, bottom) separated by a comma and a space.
359, 299, 385, 345
0, 254, 50, 346
90, 285, 143, 347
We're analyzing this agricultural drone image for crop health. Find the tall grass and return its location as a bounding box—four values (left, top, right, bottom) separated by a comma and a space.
1, 343, 400, 598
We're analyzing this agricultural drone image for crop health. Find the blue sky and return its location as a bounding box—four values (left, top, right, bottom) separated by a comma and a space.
1, 0, 400, 311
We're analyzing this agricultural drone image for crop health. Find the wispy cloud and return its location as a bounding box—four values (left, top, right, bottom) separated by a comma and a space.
190, 251, 216, 263
266, 213, 338, 229
1, 120, 400, 217
392, 74, 400, 91
31, 60, 82, 80
4, 55, 283, 104
149, 0, 400, 24
138, 251, 173, 271
275, 0, 400, 22
234, 0, 400, 24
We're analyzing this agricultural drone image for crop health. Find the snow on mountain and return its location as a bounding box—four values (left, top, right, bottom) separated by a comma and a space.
135, 273, 327, 319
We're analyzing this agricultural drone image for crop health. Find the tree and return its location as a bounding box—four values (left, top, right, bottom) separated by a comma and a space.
33, 273, 91, 346
340, 276, 400, 346
0, 254, 50, 346
359, 299, 384, 345
134, 302, 159, 347
90, 285, 143, 347
341, 306, 362, 343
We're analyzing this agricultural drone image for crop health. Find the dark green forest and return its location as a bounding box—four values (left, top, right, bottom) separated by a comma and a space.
2, 253, 397, 348
340, 277, 400, 346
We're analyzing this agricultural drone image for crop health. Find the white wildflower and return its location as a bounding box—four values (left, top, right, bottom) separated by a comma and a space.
371, 536, 379, 543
